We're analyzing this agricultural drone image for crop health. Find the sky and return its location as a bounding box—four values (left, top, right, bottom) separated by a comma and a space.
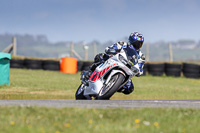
0, 0, 200, 43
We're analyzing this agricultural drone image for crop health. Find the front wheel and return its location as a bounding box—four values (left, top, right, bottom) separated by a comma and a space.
97, 73, 125, 100
75, 84, 87, 100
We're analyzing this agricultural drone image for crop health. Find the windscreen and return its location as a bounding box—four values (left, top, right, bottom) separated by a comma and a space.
123, 45, 138, 65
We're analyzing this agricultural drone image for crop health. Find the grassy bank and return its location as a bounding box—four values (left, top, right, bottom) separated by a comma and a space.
0, 106, 200, 133
0, 68, 200, 100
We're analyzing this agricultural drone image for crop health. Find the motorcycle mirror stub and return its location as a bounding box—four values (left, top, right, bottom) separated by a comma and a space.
131, 66, 139, 74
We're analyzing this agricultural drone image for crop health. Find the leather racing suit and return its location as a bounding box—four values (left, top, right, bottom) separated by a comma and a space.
94, 41, 145, 94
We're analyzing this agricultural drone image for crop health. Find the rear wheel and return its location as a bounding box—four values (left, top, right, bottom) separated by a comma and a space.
97, 73, 125, 100
75, 84, 87, 100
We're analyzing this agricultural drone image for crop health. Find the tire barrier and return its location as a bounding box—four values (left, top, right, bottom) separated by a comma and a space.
42, 60, 60, 71
10, 59, 24, 68
182, 63, 200, 79
143, 63, 148, 75
77, 61, 84, 71
24, 59, 43, 70
10, 58, 200, 79
165, 63, 182, 77
81, 61, 93, 71
148, 63, 165, 76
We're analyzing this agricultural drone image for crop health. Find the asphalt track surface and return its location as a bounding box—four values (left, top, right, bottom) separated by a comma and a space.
0, 100, 200, 108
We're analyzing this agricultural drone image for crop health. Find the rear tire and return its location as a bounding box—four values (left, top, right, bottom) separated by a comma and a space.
97, 73, 125, 100
75, 84, 87, 100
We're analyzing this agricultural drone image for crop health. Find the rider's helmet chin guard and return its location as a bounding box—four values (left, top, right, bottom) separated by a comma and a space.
129, 32, 144, 50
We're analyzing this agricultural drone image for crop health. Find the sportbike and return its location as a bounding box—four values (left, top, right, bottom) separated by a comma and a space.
75, 46, 140, 100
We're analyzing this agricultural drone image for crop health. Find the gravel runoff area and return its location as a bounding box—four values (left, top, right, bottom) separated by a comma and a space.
0, 100, 200, 108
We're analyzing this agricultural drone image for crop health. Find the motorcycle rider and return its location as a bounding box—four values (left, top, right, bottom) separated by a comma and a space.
83, 32, 145, 95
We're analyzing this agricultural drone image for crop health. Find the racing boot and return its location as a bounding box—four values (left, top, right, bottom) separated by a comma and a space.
117, 80, 134, 95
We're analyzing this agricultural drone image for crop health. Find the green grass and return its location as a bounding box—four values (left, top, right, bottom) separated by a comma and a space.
0, 106, 200, 133
1, 69, 200, 133
0, 68, 200, 99
0, 69, 80, 99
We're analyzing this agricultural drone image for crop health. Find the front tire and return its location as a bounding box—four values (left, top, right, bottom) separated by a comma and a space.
97, 73, 125, 100
75, 84, 87, 100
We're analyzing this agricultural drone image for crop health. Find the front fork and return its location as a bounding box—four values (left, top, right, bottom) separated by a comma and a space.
80, 70, 91, 85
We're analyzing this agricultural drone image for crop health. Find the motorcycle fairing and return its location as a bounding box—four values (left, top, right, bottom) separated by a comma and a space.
82, 48, 140, 98
84, 60, 118, 96
89, 63, 117, 82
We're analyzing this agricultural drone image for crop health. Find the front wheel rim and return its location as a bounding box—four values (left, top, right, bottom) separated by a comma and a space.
76, 84, 85, 95
99, 75, 118, 96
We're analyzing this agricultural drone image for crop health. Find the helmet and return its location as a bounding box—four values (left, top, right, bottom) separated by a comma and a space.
128, 32, 144, 49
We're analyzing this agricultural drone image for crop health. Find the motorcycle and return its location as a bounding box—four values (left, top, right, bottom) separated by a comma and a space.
75, 45, 140, 100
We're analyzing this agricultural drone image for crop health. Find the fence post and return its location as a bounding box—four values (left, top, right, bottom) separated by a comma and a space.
93, 42, 97, 58
13, 37, 17, 56
169, 43, 173, 62
145, 43, 149, 62
70, 42, 74, 57
84, 45, 89, 61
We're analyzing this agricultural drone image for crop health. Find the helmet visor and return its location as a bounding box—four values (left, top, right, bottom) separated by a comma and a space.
132, 41, 143, 49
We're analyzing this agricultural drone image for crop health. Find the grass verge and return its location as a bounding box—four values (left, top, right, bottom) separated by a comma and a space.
1, 106, 200, 133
